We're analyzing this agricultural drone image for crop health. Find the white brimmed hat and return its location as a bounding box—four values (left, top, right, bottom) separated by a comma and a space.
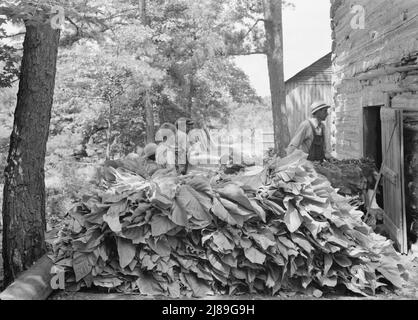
310, 101, 331, 115
144, 143, 157, 158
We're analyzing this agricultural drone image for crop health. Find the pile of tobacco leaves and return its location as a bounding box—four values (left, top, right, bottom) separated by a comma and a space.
313, 158, 377, 196
47, 151, 408, 298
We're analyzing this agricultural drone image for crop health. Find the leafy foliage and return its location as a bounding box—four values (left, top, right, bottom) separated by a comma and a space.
48, 152, 408, 297
0, 0, 276, 250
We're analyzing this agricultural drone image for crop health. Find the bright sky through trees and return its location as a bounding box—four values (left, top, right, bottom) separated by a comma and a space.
235, 0, 332, 97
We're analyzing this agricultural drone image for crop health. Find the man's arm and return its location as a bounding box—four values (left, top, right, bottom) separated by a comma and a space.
286, 121, 308, 155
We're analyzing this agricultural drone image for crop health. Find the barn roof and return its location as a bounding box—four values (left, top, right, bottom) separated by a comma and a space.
285, 52, 332, 85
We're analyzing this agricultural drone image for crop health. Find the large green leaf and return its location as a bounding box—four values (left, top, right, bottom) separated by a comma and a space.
291, 234, 314, 253
207, 251, 230, 276
249, 199, 266, 222
122, 225, 150, 244
150, 214, 177, 236
250, 233, 276, 251
376, 257, 405, 288
117, 237, 136, 269
187, 176, 213, 195
216, 183, 255, 212
244, 247, 266, 265
149, 185, 173, 210
101, 192, 127, 204
136, 273, 164, 296
211, 197, 238, 225
167, 281, 181, 298
283, 202, 302, 233
103, 200, 127, 232
147, 238, 172, 257
72, 228, 104, 252
93, 276, 123, 289
171, 185, 212, 228
220, 198, 254, 217
211, 231, 235, 252
73, 252, 94, 282
184, 273, 213, 297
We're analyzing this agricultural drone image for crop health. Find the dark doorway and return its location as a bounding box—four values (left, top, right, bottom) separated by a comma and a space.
403, 111, 418, 246
363, 106, 383, 167
363, 106, 383, 207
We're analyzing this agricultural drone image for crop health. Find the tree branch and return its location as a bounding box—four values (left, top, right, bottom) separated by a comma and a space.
241, 19, 265, 40
100, 8, 138, 22
66, 16, 81, 35
228, 50, 267, 56
1, 32, 25, 38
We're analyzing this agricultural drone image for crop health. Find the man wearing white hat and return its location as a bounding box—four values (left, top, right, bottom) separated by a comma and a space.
286, 101, 332, 161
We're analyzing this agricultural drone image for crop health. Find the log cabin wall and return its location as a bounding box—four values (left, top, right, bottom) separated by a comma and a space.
285, 53, 333, 136
331, 0, 418, 159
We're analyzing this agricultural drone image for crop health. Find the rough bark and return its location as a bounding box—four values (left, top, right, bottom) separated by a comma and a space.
263, 0, 290, 156
106, 117, 112, 160
2, 22, 60, 286
145, 91, 155, 143
140, 0, 155, 143
187, 77, 194, 116
140, 0, 151, 26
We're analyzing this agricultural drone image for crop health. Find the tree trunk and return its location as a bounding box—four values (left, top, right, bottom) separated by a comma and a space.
263, 0, 290, 156
106, 118, 112, 160
139, 0, 150, 26
140, 0, 155, 143
145, 91, 155, 143
2, 22, 60, 286
187, 77, 194, 117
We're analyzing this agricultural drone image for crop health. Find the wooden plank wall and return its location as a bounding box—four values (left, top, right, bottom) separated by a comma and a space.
331, 0, 418, 159
285, 83, 332, 136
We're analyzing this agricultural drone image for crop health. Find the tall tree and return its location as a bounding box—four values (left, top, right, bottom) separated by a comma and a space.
263, 0, 289, 156
223, 0, 292, 155
140, 0, 155, 143
2, 19, 60, 284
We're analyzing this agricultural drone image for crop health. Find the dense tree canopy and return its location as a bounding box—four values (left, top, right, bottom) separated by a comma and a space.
0, 0, 289, 206
0, 0, 273, 212
0, 0, 293, 287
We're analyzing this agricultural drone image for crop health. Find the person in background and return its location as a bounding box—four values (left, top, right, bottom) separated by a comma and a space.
175, 117, 194, 174
142, 142, 160, 176
286, 101, 332, 162
155, 122, 177, 169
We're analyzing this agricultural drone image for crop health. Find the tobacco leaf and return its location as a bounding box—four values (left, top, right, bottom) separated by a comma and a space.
103, 200, 127, 232
244, 247, 266, 265
117, 237, 136, 269
216, 183, 255, 212
283, 202, 302, 233
211, 197, 238, 225
150, 214, 177, 237
51, 159, 409, 298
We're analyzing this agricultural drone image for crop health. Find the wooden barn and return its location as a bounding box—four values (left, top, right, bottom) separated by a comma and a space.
285, 52, 333, 136
331, 0, 418, 253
